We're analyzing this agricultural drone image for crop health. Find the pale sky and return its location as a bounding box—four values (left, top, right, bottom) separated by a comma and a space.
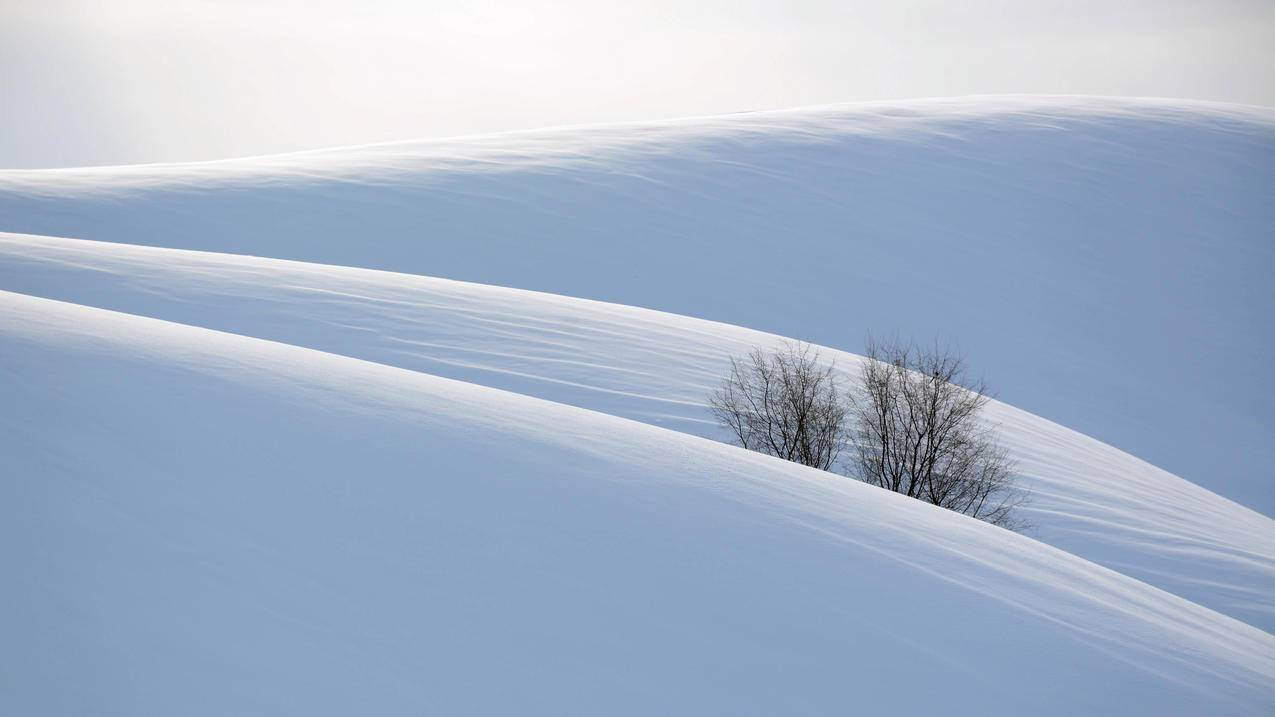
3, 0, 1273, 168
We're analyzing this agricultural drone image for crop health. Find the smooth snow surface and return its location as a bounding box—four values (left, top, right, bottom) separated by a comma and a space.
3, 96, 1273, 714
3, 291, 1273, 716
3, 231, 1272, 634
2, 96, 1272, 513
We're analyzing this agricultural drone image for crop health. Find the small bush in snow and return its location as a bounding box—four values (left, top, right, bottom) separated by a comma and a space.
708, 341, 848, 472
849, 338, 1027, 530
710, 338, 1027, 530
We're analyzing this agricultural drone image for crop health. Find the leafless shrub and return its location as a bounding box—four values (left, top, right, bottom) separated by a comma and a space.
709, 342, 847, 471
849, 338, 1027, 530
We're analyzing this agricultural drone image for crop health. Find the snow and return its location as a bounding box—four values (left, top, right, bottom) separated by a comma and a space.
3, 290, 1273, 716
1, 96, 1271, 516
3, 231, 1271, 635
2, 95, 1273, 713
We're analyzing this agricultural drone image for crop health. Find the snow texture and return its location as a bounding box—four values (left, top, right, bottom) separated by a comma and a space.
2, 96, 1273, 714
2, 231, 1271, 634
2, 95, 1272, 513
2, 291, 1273, 715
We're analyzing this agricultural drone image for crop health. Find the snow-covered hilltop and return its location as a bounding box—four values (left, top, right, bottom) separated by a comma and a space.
2, 95, 1271, 516
2, 96, 1273, 714
3, 231, 1272, 634
4, 290, 1273, 715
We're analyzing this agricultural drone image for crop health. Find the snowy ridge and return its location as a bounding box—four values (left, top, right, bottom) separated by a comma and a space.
2, 289, 1273, 715
2, 95, 1271, 515
2, 231, 1271, 632
3, 95, 1273, 713
1, 95, 1271, 194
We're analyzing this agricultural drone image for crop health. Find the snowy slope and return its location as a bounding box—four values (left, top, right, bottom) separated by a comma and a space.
3, 290, 1273, 716
2, 231, 1272, 634
1, 96, 1272, 513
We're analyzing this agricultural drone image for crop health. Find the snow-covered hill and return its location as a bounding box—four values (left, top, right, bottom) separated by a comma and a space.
2, 96, 1272, 513
3, 231, 1272, 634
3, 290, 1273, 716
3, 96, 1273, 714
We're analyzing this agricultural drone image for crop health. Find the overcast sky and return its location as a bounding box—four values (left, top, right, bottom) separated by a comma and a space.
3, 0, 1273, 168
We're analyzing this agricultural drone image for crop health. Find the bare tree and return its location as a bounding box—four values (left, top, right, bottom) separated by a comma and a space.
849, 338, 1027, 530
709, 342, 848, 471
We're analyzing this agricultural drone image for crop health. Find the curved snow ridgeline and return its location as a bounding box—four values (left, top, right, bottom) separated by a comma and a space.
2, 231, 1272, 636
2, 96, 1273, 713
1, 96, 1273, 516
2, 290, 1273, 715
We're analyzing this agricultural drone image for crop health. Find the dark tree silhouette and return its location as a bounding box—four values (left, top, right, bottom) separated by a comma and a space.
849, 338, 1027, 530
709, 342, 847, 471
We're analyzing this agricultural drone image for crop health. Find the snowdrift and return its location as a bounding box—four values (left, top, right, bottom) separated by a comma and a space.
2, 291, 1273, 716
3, 231, 1272, 633
2, 96, 1272, 514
